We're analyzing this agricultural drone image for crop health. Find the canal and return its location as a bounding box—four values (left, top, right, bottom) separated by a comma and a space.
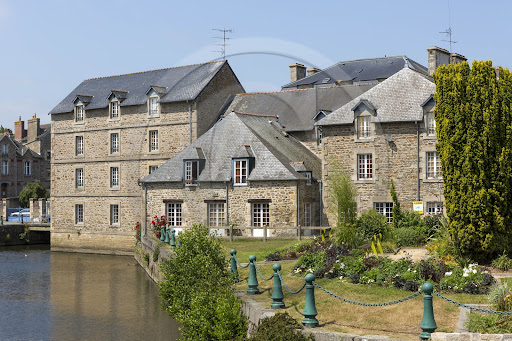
0, 245, 180, 341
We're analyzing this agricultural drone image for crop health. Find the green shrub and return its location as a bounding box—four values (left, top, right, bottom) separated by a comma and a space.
295, 252, 326, 272
334, 222, 364, 250
246, 312, 314, 341
491, 252, 512, 271
423, 214, 443, 240
393, 228, 424, 246
143, 253, 150, 267
488, 283, 512, 311
159, 224, 246, 341
153, 243, 161, 262
465, 313, 512, 333
356, 210, 389, 239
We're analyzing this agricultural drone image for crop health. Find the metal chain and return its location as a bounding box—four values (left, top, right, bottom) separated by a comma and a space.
277, 270, 306, 294
254, 263, 273, 281
233, 256, 249, 268
433, 291, 512, 315
314, 282, 422, 306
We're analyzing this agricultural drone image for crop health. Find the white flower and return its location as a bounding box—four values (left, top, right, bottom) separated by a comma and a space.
340, 263, 345, 269
339, 275, 343, 280
413, 270, 417, 273
472, 269, 477, 274
445, 272, 452, 276
463, 272, 469, 277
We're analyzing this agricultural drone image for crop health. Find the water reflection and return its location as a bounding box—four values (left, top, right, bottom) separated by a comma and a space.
0, 246, 180, 341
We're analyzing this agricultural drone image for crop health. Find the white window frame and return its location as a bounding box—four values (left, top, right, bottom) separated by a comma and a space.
252, 203, 270, 227
75, 204, 84, 224
304, 203, 312, 227
1, 160, 8, 176
374, 202, 393, 223
300, 171, 312, 185
2, 144, 8, 156
233, 159, 249, 186
426, 151, 441, 179
110, 166, 119, 188
110, 204, 119, 225
110, 133, 119, 154
427, 112, 436, 136
317, 126, 323, 145
75, 105, 84, 122
149, 130, 159, 152
149, 97, 159, 116
24, 161, 31, 176
184, 160, 199, 185
357, 116, 371, 139
149, 165, 158, 174
76, 168, 84, 188
208, 203, 225, 227
357, 154, 373, 180
427, 202, 443, 215
76, 136, 84, 156
166, 203, 182, 227
110, 100, 120, 119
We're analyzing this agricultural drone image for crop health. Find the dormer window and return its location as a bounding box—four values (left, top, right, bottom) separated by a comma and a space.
184, 160, 199, 186
233, 158, 249, 186
357, 116, 371, 139
110, 100, 120, 119
317, 126, 323, 145
427, 112, 436, 136
75, 104, 84, 122
300, 171, 313, 185
149, 97, 159, 116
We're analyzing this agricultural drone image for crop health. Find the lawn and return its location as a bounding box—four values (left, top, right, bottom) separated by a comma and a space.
224, 238, 488, 340
219, 238, 299, 262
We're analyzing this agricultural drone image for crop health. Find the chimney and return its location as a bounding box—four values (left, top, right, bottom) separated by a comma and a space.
494, 66, 500, 80
14, 116, 24, 141
427, 46, 451, 76
307, 67, 321, 77
27, 114, 40, 142
289, 63, 306, 83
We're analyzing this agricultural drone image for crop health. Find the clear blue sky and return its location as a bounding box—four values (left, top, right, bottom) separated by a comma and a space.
0, 0, 509, 128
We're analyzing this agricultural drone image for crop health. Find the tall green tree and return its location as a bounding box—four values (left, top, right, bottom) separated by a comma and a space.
18, 180, 50, 208
435, 61, 512, 261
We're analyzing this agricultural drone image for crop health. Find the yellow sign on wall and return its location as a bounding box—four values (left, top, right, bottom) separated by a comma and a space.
413, 201, 423, 214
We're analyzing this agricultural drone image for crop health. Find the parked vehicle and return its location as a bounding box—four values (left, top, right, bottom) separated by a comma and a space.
10, 208, 30, 217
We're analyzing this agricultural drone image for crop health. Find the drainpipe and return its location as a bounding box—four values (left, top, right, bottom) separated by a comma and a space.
144, 183, 148, 236
225, 181, 229, 226
188, 101, 192, 144
416, 122, 420, 201
318, 179, 323, 226
296, 182, 300, 228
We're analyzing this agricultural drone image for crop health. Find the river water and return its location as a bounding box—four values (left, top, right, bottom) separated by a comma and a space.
0, 245, 180, 341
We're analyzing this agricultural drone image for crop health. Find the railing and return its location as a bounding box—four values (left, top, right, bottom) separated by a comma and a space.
228, 249, 512, 339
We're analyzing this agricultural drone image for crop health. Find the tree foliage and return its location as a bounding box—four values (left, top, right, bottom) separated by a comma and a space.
435, 61, 512, 261
18, 180, 50, 208
329, 166, 357, 226
159, 224, 246, 341
390, 179, 403, 228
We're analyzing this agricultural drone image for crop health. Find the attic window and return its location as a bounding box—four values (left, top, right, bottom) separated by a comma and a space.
75, 104, 84, 122
233, 158, 249, 186
299, 171, 312, 185
110, 100, 120, 119
322, 78, 331, 84
149, 97, 159, 116
184, 160, 199, 186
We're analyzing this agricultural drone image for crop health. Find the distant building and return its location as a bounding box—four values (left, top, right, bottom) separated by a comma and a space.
0, 115, 51, 199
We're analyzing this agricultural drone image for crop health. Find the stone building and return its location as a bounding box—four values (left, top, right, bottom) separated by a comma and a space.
139, 112, 321, 236
49, 61, 244, 254
0, 115, 51, 199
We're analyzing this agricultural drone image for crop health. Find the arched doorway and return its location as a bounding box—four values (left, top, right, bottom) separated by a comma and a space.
1, 183, 7, 198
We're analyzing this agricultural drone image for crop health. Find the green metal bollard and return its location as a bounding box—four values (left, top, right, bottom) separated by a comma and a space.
21, 213, 23, 224
170, 229, 176, 248
164, 227, 170, 244
420, 282, 437, 340
160, 225, 165, 242
271, 263, 285, 309
302, 273, 318, 328
177, 239, 182, 247
0, 215, 3, 225
247, 255, 259, 294
230, 249, 239, 282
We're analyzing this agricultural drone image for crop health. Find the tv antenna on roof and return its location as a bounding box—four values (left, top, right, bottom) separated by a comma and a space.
440, 0, 457, 52
212, 29, 233, 60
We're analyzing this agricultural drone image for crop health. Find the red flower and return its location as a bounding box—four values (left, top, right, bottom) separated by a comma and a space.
151, 221, 155, 225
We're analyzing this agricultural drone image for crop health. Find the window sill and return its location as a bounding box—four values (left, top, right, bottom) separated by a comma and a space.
423, 178, 443, 183
110, 187, 120, 191
108, 117, 121, 122
73, 121, 85, 126
354, 137, 375, 143
233, 183, 248, 187
355, 179, 375, 184
423, 135, 437, 140
148, 113, 160, 118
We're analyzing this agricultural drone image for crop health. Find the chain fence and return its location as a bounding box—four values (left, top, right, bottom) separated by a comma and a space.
277, 270, 306, 294
433, 291, 512, 315
254, 263, 273, 281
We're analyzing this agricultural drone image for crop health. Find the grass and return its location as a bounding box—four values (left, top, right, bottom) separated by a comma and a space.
500, 277, 512, 287
219, 238, 299, 262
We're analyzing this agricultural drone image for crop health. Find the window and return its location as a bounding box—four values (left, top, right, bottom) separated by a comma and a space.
427, 202, 443, 215
46, 150, 51, 161
149, 130, 158, 152
234, 159, 248, 185
76, 168, 84, 188
1, 160, 8, 175
76, 136, 84, 155
149, 165, 158, 174
208, 203, 225, 227
252, 203, 270, 227
317, 126, 323, 145
357, 116, 371, 139
110, 101, 120, 119
184, 160, 199, 185
110, 204, 119, 225
357, 154, 373, 180
24, 161, 31, 176
110, 167, 119, 188
427, 112, 436, 136
426, 152, 441, 179
2, 144, 7, 156
75, 105, 84, 122
300, 171, 312, 185
75, 204, 83, 224
304, 203, 312, 227
166, 203, 182, 226
110, 133, 119, 154
374, 202, 393, 223
149, 97, 159, 115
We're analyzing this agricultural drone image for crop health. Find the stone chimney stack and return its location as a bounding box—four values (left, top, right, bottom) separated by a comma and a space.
427, 46, 451, 76
450, 52, 467, 65
307, 67, 321, 77
14, 116, 24, 140
27, 114, 40, 142
289, 63, 306, 83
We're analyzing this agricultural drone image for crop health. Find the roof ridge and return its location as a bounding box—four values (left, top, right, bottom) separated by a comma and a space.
84, 61, 224, 81
234, 111, 278, 118
238, 83, 371, 97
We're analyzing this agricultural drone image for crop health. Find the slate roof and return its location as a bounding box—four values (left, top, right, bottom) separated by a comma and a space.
140, 112, 321, 184
50, 61, 228, 114
282, 56, 428, 89
317, 68, 435, 126
225, 84, 374, 132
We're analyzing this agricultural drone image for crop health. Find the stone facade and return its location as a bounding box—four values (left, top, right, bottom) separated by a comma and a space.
50, 62, 244, 254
